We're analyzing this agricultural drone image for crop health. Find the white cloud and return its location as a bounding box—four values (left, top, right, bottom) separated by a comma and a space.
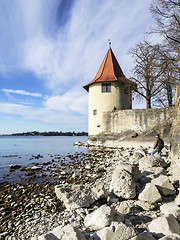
0, 102, 87, 127
0, 0, 156, 131
19, 0, 154, 89
2, 89, 42, 97
45, 87, 88, 114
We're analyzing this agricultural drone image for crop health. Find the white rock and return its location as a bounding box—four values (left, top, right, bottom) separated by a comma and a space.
55, 183, 108, 210
159, 233, 180, 240
110, 164, 136, 199
148, 214, 180, 238
115, 200, 134, 214
51, 225, 86, 240
84, 205, 121, 230
31, 225, 86, 240
160, 202, 180, 219
31, 166, 43, 170
93, 222, 139, 240
139, 156, 167, 171
175, 193, 180, 205
151, 175, 176, 196
138, 183, 162, 203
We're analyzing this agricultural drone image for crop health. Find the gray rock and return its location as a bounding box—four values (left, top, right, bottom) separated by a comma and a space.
31, 225, 86, 240
148, 214, 180, 238
139, 156, 167, 171
159, 233, 180, 240
138, 183, 162, 203
109, 164, 136, 199
115, 200, 134, 214
84, 205, 123, 230
139, 232, 156, 240
93, 222, 139, 240
160, 202, 180, 219
55, 183, 108, 210
151, 175, 176, 196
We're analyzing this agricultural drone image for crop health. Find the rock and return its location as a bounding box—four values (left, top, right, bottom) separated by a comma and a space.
130, 150, 145, 164
9, 164, 21, 172
159, 233, 180, 240
31, 225, 86, 240
55, 183, 108, 210
51, 225, 86, 240
139, 232, 156, 240
115, 200, 134, 214
139, 156, 167, 171
109, 164, 136, 199
138, 200, 156, 211
141, 167, 167, 178
148, 214, 180, 238
116, 163, 142, 181
175, 193, 180, 205
31, 166, 43, 171
138, 183, 162, 203
0, 232, 9, 240
151, 175, 176, 196
160, 202, 180, 219
93, 222, 139, 240
84, 205, 123, 230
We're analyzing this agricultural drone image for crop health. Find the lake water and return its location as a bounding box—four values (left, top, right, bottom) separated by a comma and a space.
0, 136, 88, 183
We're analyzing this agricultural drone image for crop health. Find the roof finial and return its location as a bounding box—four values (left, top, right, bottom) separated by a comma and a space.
108, 39, 111, 49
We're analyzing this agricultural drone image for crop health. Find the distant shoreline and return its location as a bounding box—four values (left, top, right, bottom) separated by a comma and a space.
0, 131, 88, 137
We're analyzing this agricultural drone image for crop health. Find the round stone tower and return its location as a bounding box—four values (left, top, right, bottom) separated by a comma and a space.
83, 46, 135, 136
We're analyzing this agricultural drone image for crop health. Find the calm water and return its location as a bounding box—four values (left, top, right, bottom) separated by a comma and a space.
0, 136, 88, 183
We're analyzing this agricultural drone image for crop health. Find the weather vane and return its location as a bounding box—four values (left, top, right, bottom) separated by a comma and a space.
108, 39, 111, 49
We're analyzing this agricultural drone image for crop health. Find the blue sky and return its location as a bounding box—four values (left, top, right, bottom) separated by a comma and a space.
0, 0, 157, 134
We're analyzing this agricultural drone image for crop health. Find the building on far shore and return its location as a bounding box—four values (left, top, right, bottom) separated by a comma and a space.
83, 44, 136, 136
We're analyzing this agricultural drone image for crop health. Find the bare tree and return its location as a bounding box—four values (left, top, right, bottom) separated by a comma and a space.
154, 44, 179, 106
129, 41, 168, 108
150, 0, 180, 51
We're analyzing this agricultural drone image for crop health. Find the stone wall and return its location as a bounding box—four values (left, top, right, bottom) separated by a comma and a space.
170, 85, 180, 181
102, 107, 174, 137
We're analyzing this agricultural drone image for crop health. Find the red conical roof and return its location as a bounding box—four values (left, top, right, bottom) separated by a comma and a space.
83, 48, 133, 91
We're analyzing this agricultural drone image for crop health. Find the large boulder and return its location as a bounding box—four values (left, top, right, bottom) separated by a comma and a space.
148, 214, 180, 238
31, 225, 86, 240
84, 205, 123, 230
93, 222, 139, 240
109, 164, 136, 199
55, 183, 108, 210
151, 175, 176, 196
160, 202, 180, 219
138, 183, 162, 203
139, 156, 167, 171
114, 163, 141, 181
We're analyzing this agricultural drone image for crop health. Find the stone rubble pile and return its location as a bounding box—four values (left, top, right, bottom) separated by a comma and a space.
1, 145, 180, 240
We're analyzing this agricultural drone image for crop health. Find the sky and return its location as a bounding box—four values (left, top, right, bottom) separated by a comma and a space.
0, 0, 157, 134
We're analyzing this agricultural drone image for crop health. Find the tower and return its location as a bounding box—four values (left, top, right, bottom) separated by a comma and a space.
83, 46, 135, 136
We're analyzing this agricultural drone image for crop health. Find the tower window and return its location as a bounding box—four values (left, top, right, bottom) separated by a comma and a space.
102, 83, 111, 93
93, 109, 97, 115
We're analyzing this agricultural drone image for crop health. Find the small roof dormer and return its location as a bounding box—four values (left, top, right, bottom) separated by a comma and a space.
83, 47, 134, 91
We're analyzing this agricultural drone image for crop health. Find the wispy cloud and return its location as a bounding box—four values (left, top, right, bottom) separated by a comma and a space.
2, 89, 42, 97
0, 0, 154, 87
0, 0, 155, 132
0, 102, 87, 127
45, 87, 88, 114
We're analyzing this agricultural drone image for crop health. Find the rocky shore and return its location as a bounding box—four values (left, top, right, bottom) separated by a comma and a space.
1, 142, 180, 240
